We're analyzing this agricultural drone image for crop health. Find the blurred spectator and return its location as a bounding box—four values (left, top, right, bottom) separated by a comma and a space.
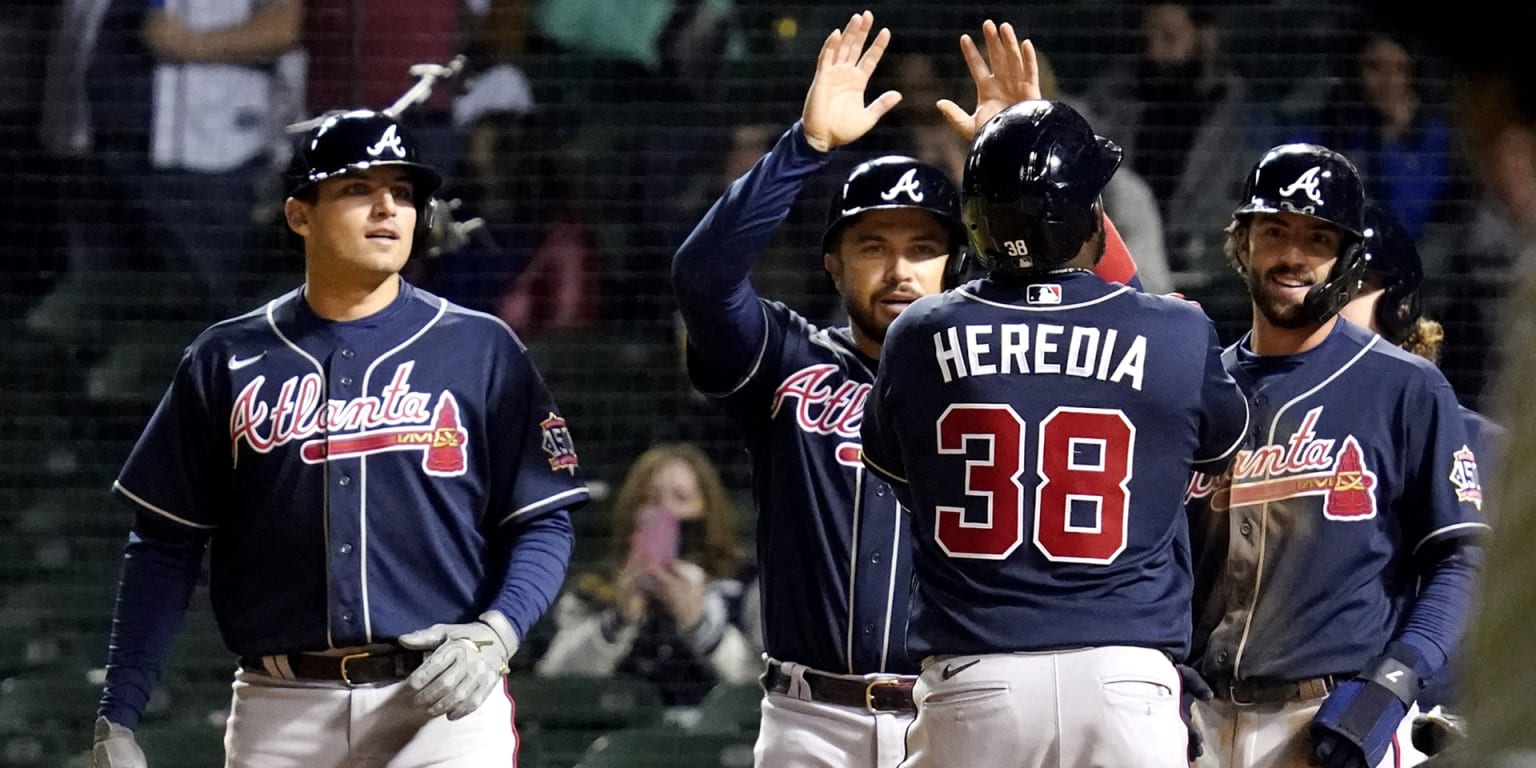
536, 443, 758, 708
1038, 50, 1174, 294
304, 0, 459, 115
533, 0, 737, 108
404, 63, 599, 336
30, 0, 302, 401
1079, 0, 1258, 294
1, 4, 66, 321
1437, 123, 1536, 409
1289, 29, 1472, 245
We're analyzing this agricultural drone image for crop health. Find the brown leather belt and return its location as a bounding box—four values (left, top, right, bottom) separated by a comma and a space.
1216, 673, 1347, 706
762, 661, 916, 714
239, 650, 425, 686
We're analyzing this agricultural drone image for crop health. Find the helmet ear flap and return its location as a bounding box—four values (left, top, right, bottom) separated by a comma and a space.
1301, 238, 1369, 323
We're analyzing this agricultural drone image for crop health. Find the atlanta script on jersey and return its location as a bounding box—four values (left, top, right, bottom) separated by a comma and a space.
861, 271, 1249, 659
113, 282, 590, 656
1186, 321, 1487, 682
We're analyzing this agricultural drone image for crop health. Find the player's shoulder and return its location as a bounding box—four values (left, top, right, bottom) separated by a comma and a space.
412, 285, 526, 349
1118, 288, 1215, 325
1345, 321, 1448, 383
182, 288, 298, 357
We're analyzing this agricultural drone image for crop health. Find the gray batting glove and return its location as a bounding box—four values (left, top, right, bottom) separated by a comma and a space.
398, 610, 519, 720
92, 716, 147, 768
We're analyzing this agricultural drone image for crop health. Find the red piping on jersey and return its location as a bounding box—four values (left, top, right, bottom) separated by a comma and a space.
507, 678, 520, 767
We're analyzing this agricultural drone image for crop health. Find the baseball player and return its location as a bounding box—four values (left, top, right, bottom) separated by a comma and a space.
858, 98, 1248, 768
1337, 204, 1505, 756
1184, 144, 1489, 768
671, 14, 1148, 767
89, 109, 588, 766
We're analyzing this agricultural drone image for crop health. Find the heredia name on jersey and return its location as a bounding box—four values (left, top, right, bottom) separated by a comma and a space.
932, 323, 1148, 391
229, 361, 468, 476
1185, 407, 1378, 520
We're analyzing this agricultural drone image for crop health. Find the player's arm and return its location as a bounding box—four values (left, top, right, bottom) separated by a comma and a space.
1096, 214, 1144, 291
98, 347, 225, 732
859, 310, 917, 509
672, 11, 898, 391
481, 338, 588, 642
1311, 375, 1488, 768
1192, 319, 1248, 472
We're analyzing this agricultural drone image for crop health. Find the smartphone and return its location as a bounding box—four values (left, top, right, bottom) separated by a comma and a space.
629, 505, 681, 577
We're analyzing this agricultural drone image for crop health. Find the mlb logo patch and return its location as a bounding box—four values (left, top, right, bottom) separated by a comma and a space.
1027, 284, 1063, 305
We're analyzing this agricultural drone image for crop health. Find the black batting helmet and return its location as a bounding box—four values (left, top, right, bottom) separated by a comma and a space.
1361, 202, 1424, 343
286, 110, 444, 203
285, 110, 444, 256
961, 100, 1122, 276
822, 156, 966, 258
1233, 143, 1369, 323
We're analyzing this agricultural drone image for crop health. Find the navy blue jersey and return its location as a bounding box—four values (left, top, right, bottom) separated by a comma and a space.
1185, 321, 1488, 682
861, 272, 1248, 659
112, 282, 590, 655
690, 303, 913, 674
674, 123, 914, 675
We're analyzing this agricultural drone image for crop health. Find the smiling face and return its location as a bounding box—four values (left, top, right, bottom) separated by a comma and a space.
284, 166, 418, 281
823, 208, 951, 356
1241, 211, 1346, 329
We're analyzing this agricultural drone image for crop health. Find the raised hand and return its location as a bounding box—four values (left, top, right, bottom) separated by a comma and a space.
937, 20, 1040, 141
801, 10, 902, 153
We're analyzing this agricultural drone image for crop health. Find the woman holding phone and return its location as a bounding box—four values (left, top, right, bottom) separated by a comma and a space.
535, 443, 760, 706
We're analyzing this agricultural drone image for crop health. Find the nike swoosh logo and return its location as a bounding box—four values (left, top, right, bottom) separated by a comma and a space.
228, 352, 267, 371
940, 659, 980, 681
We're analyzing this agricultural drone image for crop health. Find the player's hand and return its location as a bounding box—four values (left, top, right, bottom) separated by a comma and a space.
92, 716, 147, 768
399, 611, 520, 720
801, 11, 901, 153
1176, 664, 1213, 761
647, 560, 708, 631
937, 20, 1039, 142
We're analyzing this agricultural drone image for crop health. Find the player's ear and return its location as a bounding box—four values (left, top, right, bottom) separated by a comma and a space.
284, 198, 310, 238
823, 251, 844, 292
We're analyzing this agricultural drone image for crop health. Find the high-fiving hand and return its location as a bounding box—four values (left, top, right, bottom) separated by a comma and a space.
938, 20, 1041, 141
801, 11, 902, 153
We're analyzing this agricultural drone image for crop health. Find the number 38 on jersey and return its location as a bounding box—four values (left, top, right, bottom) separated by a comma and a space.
935, 404, 1133, 564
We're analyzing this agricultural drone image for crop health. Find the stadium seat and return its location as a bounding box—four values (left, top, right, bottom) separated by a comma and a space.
508, 675, 665, 732
689, 682, 762, 735
130, 720, 226, 768
573, 727, 755, 768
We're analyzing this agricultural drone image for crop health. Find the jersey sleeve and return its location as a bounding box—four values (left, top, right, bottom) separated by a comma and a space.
113, 344, 229, 530
693, 301, 798, 427
859, 316, 913, 489
674, 122, 831, 395
1193, 319, 1248, 470
1404, 372, 1490, 553
487, 336, 591, 526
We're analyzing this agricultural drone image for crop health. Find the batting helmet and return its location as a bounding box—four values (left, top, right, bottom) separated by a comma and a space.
286, 110, 444, 201
1233, 143, 1369, 323
960, 100, 1122, 276
285, 110, 445, 257
821, 155, 966, 260
1361, 202, 1424, 343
